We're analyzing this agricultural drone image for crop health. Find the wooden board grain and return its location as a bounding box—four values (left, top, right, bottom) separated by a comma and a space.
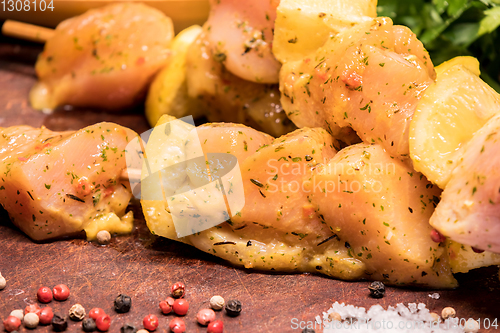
1, 33, 500, 333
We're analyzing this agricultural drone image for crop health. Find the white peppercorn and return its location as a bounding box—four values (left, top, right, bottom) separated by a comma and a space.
0, 274, 6, 290
464, 319, 479, 333
328, 312, 341, 322
209, 295, 225, 311
24, 312, 39, 328
10, 309, 24, 322
69, 304, 86, 321
441, 307, 456, 320
97, 230, 111, 245
136, 330, 149, 333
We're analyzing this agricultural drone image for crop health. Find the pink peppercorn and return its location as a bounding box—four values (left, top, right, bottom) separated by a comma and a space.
430, 229, 446, 243
89, 308, 106, 320
25, 304, 42, 317
159, 297, 175, 314
170, 282, 185, 298
197, 308, 216, 326
95, 314, 111, 332
169, 318, 186, 333
39, 307, 54, 325
172, 299, 189, 316
53, 284, 70, 301
37, 286, 53, 303
3, 316, 21, 332
207, 320, 224, 333
472, 246, 485, 254
143, 314, 159, 331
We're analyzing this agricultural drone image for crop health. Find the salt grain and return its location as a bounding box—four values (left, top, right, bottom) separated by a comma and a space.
429, 293, 440, 299
321, 302, 470, 333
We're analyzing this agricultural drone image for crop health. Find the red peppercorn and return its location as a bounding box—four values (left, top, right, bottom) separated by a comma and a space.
207, 320, 224, 333
53, 284, 70, 301
472, 246, 485, 254
25, 303, 42, 317
3, 315, 21, 332
169, 318, 186, 333
197, 308, 216, 326
159, 297, 175, 314
39, 307, 54, 325
95, 314, 111, 332
143, 314, 159, 331
172, 299, 189, 316
89, 308, 106, 320
430, 229, 446, 243
37, 286, 53, 303
170, 282, 185, 298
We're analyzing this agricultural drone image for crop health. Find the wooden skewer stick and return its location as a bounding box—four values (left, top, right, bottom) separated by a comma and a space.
1, 20, 55, 43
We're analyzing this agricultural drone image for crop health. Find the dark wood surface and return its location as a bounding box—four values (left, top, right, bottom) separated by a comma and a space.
1, 33, 500, 333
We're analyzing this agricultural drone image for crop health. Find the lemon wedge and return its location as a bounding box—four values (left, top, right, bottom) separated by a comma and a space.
409, 57, 500, 188
145, 25, 203, 127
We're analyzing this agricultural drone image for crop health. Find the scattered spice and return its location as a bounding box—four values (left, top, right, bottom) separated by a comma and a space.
114, 294, 132, 313
142, 314, 159, 331
368, 281, 385, 298
173, 299, 189, 316
9, 310, 23, 322
51, 314, 68, 332
472, 246, 484, 254
197, 308, 216, 326
24, 313, 39, 329
441, 307, 456, 319
37, 286, 53, 303
170, 282, 185, 298
97, 230, 111, 245
95, 314, 111, 332
302, 329, 315, 333
82, 318, 97, 332
159, 297, 175, 314
210, 295, 225, 311
120, 324, 137, 333
169, 318, 186, 333
207, 320, 224, 333
3, 316, 21, 332
39, 307, 54, 325
69, 303, 86, 321
53, 284, 70, 301
225, 299, 242, 317
89, 308, 106, 320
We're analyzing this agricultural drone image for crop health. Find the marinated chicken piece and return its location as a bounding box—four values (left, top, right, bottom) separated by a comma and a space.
143, 115, 456, 287
30, 3, 174, 112
186, 30, 297, 137
0, 123, 137, 241
280, 17, 435, 158
205, 0, 281, 83
431, 114, 500, 253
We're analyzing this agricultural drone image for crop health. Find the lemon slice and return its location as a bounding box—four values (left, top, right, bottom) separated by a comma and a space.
272, 0, 377, 64
410, 57, 500, 188
145, 25, 203, 127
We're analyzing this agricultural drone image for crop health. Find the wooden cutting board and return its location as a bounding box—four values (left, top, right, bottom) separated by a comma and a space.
1, 34, 499, 333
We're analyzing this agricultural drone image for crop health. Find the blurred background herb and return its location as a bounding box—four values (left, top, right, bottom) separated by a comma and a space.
378, 0, 500, 91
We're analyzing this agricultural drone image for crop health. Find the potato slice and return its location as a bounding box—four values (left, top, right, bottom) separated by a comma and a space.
446, 240, 500, 274
145, 25, 203, 127
272, 0, 376, 64
409, 58, 500, 188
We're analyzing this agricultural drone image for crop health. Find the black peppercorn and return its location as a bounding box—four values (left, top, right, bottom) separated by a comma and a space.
120, 324, 137, 333
368, 281, 385, 298
302, 329, 315, 333
82, 318, 96, 332
52, 314, 68, 332
114, 294, 132, 313
225, 299, 242, 316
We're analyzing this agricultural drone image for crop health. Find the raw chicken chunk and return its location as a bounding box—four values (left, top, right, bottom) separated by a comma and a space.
30, 3, 174, 112
143, 115, 456, 287
280, 17, 435, 157
431, 114, 500, 253
0, 123, 137, 241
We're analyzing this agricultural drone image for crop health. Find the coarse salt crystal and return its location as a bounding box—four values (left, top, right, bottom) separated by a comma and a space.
429, 293, 440, 299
